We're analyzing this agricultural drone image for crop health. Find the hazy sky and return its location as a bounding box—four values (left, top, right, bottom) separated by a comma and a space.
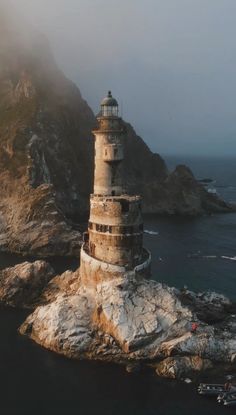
3, 0, 236, 156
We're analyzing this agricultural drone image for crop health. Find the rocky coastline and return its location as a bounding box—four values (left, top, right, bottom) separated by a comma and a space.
0, 11, 235, 383
0, 260, 235, 380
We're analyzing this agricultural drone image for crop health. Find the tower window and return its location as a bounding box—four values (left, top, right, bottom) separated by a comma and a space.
120, 199, 129, 213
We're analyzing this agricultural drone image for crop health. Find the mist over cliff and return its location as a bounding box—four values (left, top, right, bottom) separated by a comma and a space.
2, 0, 236, 156
0, 8, 231, 257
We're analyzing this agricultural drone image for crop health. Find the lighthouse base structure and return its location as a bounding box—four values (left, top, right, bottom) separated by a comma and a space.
80, 192, 151, 288
80, 243, 151, 289
88, 194, 144, 266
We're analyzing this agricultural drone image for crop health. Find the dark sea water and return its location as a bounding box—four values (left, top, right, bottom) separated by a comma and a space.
145, 155, 236, 300
0, 156, 236, 415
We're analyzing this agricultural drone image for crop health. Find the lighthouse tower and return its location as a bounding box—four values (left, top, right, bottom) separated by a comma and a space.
80, 92, 151, 288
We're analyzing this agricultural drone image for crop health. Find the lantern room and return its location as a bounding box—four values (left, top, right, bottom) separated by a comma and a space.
101, 91, 119, 117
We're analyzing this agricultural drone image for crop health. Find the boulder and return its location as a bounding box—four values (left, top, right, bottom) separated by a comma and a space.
40, 269, 81, 304
155, 356, 213, 379
93, 279, 192, 353
0, 260, 55, 308
20, 293, 95, 358
178, 289, 232, 324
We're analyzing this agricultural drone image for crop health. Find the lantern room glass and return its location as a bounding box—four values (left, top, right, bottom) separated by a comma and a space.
101, 105, 118, 117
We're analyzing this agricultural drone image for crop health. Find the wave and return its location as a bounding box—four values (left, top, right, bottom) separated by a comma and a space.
187, 253, 236, 261
187, 252, 202, 259
144, 230, 159, 235
216, 185, 236, 189
221, 256, 236, 261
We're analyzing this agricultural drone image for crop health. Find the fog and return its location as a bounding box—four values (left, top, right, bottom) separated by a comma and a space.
1, 0, 236, 156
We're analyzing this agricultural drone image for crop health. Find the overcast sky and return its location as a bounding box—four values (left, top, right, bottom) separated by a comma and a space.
3, 0, 236, 156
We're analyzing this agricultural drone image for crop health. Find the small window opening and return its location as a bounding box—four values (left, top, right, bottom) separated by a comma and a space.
120, 199, 129, 213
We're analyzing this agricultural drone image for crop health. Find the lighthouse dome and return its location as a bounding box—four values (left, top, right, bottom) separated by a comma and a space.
101, 91, 118, 107
101, 91, 119, 116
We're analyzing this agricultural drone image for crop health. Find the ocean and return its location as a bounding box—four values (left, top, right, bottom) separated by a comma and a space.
0, 156, 235, 415
146, 155, 236, 300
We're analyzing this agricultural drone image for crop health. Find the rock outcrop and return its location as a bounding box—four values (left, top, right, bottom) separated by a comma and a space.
178, 288, 235, 324
155, 356, 213, 379
19, 265, 236, 378
0, 13, 233, 256
146, 165, 231, 216
0, 260, 55, 308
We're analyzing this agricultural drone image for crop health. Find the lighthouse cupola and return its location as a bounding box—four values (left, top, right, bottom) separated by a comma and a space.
101, 91, 119, 117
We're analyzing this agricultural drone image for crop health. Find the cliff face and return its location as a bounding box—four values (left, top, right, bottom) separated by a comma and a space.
0, 15, 94, 255
0, 15, 232, 256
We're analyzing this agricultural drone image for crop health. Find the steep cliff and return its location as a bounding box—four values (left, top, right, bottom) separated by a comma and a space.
0, 14, 232, 256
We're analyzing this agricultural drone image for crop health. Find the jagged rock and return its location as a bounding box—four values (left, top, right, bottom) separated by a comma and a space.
20, 292, 96, 357
39, 269, 81, 304
0, 14, 93, 256
93, 278, 192, 353
141, 165, 231, 215
178, 289, 232, 324
0, 260, 55, 308
19, 270, 236, 377
0, 13, 233, 256
155, 356, 213, 379
0, 182, 82, 256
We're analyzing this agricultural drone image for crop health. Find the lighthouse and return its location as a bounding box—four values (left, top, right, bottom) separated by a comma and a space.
80, 92, 151, 288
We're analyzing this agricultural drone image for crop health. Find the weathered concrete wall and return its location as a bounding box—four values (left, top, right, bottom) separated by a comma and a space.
88, 195, 143, 266
134, 248, 152, 278
80, 244, 151, 288
90, 195, 142, 226
80, 244, 128, 288
93, 115, 125, 196
88, 230, 143, 266
97, 117, 121, 131
103, 143, 123, 162
88, 222, 143, 235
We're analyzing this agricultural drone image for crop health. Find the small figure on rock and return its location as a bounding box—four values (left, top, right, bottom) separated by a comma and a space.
191, 322, 199, 334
